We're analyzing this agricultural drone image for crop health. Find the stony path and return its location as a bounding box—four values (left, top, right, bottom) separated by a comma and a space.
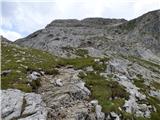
38, 67, 98, 120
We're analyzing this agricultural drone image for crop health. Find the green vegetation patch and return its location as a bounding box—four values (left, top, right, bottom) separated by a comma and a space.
1, 43, 58, 92
58, 57, 109, 72
133, 76, 150, 95
148, 96, 160, 120
75, 49, 88, 57
151, 81, 160, 90
79, 72, 129, 113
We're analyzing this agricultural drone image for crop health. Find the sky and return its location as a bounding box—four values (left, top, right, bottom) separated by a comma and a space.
1, 0, 160, 41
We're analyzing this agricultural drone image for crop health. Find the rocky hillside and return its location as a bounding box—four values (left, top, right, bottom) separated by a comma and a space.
1, 10, 160, 120
15, 10, 160, 59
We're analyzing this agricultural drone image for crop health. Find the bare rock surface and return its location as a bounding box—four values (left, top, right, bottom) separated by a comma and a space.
1, 89, 48, 120
15, 10, 160, 58
38, 67, 104, 120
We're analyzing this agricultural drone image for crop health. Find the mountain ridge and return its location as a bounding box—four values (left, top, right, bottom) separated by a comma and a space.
15, 10, 160, 59
1, 10, 160, 120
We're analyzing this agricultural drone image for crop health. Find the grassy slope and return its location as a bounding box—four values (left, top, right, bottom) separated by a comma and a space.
1, 43, 58, 92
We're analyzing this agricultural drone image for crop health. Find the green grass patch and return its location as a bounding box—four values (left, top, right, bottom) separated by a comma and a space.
75, 49, 88, 57
1, 43, 58, 92
57, 57, 108, 72
79, 72, 129, 113
133, 78, 149, 95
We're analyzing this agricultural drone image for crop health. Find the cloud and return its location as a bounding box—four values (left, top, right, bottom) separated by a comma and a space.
133, 0, 160, 18
1, 0, 160, 41
0, 29, 22, 41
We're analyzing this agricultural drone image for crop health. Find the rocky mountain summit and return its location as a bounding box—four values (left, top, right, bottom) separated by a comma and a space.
1, 10, 160, 120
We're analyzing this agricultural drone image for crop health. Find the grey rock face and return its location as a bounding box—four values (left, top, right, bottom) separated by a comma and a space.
15, 10, 160, 58
1, 89, 24, 120
1, 89, 48, 120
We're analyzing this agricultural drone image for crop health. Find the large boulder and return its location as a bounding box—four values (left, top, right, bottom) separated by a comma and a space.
1, 89, 47, 120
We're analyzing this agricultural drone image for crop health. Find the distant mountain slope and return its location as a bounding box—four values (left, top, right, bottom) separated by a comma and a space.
15, 10, 160, 60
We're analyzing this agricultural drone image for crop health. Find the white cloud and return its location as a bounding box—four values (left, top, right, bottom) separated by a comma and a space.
133, 0, 160, 18
0, 29, 23, 41
1, 0, 160, 41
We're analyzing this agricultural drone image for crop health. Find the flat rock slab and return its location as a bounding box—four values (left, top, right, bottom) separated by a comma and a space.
1, 89, 48, 120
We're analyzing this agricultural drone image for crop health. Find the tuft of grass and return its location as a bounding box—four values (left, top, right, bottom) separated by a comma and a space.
133, 78, 149, 95
1, 43, 58, 92
75, 49, 88, 57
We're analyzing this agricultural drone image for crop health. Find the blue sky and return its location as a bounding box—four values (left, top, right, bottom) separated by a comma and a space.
1, 0, 160, 41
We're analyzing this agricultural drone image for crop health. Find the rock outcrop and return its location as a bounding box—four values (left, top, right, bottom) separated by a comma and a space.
1, 89, 48, 120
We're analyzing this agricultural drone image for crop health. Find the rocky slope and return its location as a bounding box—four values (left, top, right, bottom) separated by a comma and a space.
15, 10, 160, 59
1, 10, 160, 120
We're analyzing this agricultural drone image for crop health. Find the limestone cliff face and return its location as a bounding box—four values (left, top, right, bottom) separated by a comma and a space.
15, 10, 160, 58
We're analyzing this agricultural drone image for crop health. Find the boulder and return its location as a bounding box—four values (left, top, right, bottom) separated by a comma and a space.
1, 89, 24, 120
86, 66, 94, 72
28, 71, 41, 81
55, 79, 63, 87
1, 70, 11, 76
1, 89, 47, 120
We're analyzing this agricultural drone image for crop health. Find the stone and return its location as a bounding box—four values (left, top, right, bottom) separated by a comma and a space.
90, 100, 98, 106
149, 90, 160, 100
1, 70, 11, 76
28, 71, 41, 81
95, 105, 105, 120
55, 79, 63, 87
94, 59, 100, 62
86, 66, 94, 72
110, 112, 120, 120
